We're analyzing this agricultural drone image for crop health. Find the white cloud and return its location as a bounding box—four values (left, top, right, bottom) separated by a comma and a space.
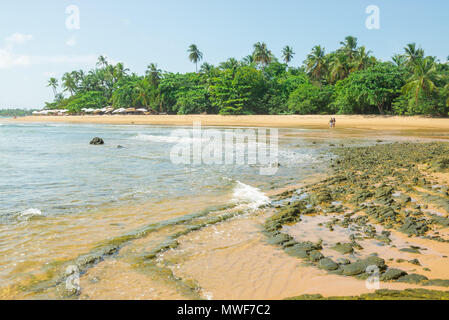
0, 33, 97, 69
5, 33, 33, 46
66, 36, 77, 47
0, 48, 31, 68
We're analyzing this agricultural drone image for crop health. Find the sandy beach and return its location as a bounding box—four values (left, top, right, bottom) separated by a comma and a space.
3, 116, 449, 300
10, 115, 449, 132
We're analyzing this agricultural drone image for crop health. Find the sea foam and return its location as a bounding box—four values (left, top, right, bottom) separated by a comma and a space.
232, 181, 270, 210
19, 208, 43, 220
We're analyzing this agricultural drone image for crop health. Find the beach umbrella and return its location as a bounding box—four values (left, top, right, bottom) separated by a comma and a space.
112, 108, 126, 114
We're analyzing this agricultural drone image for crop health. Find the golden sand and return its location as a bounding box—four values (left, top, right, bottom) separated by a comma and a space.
10, 115, 449, 132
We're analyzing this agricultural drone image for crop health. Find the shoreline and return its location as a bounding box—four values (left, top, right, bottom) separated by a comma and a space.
8, 115, 449, 132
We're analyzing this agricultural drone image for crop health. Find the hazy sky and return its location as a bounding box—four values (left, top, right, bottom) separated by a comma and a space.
1, 0, 448, 108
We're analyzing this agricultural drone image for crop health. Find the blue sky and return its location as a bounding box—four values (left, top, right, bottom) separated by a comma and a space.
0, 0, 448, 108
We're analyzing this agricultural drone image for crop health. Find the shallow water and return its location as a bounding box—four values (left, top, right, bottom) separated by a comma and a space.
0, 123, 339, 298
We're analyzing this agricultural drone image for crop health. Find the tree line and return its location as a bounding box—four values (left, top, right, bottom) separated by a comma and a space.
0, 109, 35, 117
45, 36, 449, 116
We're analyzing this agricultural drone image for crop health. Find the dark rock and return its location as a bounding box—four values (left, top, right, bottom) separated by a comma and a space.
318, 258, 339, 271
409, 259, 421, 266
423, 279, 449, 287
341, 256, 386, 276
308, 250, 324, 262
380, 268, 407, 281
331, 243, 354, 255
266, 233, 292, 245
396, 274, 428, 284
284, 245, 309, 259
90, 137, 104, 145
336, 258, 351, 265
400, 247, 421, 254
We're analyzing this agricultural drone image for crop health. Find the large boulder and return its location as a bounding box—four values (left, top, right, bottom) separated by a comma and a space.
380, 268, 407, 281
341, 256, 386, 276
90, 137, 104, 145
318, 258, 339, 271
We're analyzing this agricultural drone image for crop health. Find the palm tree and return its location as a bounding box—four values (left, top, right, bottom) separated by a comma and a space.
146, 63, 162, 86
253, 42, 272, 68
134, 78, 153, 111
188, 44, 203, 72
282, 46, 295, 65
329, 54, 349, 83
61, 72, 77, 96
242, 55, 255, 66
96, 55, 109, 69
404, 43, 424, 66
114, 62, 129, 81
352, 46, 373, 71
392, 54, 407, 68
219, 58, 240, 70
47, 78, 58, 97
199, 62, 214, 74
340, 36, 358, 61
402, 57, 438, 103
305, 45, 327, 81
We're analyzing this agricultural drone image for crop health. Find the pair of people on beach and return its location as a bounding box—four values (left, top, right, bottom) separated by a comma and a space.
329, 117, 336, 128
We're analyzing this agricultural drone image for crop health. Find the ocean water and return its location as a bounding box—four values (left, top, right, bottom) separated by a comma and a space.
0, 122, 327, 297
0, 123, 325, 221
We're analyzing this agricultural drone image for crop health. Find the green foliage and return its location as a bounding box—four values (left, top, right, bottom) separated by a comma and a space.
334, 63, 406, 114
288, 83, 335, 114
66, 91, 108, 113
210, 66, 267, 115
43, 39, 449, 117
0, 109, 35, 117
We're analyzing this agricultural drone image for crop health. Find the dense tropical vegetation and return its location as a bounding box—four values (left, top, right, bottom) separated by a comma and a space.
0, 109, 35, 117
44, 37, 449, 116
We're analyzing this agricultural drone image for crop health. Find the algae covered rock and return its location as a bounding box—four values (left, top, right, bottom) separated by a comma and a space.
399, 217, 429, 236
284, 245, 309, 259
308, 250, 324, 262
266, 232, 292, 245
341, 256, 386, 276
396, 273, 429, 284
318, 258, 339, 271
380, 268, 407, 281
331, 243, 354, 255
431, 157, 449, 171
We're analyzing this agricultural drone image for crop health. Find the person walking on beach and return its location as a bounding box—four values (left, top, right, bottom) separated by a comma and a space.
332, 117, 336, 128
